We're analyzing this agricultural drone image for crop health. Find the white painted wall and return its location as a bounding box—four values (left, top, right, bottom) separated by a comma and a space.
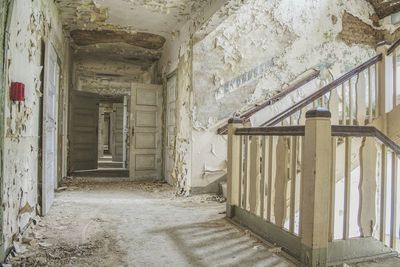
2, 0, 68, 253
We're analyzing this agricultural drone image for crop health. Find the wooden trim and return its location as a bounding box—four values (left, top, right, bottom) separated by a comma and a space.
235, 125, 400, 155
235, 126, 305, 136
217, 70, 320, 135
331, 126, 400, 155
262, 54, 383, 127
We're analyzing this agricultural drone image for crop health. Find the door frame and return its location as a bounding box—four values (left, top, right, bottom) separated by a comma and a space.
0, 0, 14, 260
164, 70, 177, 184
41, 39, 60, 216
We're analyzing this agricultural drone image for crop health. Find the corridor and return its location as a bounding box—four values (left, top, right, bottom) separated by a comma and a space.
8, 180, 297, 267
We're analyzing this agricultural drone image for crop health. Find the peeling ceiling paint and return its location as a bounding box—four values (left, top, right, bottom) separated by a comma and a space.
55, 0, 211, 37
368, 0, 400, 18
70, 29, 166, 49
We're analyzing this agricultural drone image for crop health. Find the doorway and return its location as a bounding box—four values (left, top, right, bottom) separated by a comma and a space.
69, 92, 130, 177
97, 99, 127, 170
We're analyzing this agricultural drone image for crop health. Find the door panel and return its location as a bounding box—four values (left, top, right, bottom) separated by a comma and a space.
69, 91, 99, 171
130, 83, 163, 180
42, 41, 59, 216
113, 103, 124, 162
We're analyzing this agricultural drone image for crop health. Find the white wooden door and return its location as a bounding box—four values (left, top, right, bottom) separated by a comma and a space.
42, 41, 59, 216
69, 91, 99, 171
165, 74, 177, 184
113, 103, 124, 162
130, 83, 163, 180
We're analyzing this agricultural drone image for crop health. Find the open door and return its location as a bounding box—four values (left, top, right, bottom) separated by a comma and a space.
42, 41, 59, 215
69, 91, 99, 171
130, 83, 163, 180
112, 103, 124, 162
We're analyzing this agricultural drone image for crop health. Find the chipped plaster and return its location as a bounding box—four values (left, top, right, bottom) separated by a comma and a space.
2, 0, 69, 254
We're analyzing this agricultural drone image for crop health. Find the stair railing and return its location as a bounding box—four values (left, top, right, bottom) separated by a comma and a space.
217, 70, 320, 135
226, 109, 400, 266
263, 54, 383, 127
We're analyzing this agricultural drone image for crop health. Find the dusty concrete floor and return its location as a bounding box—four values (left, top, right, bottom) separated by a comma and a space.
8, 180, 297, 267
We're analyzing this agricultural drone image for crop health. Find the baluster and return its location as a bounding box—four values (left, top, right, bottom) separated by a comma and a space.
249, 136, 261, 215
356, 72, 367, 126
329, 88, 340, 125
239, 136, 243, 208
260, 136, 268, 219
368, 66, 373, 123
380, 145, 387, 243
243, 136, 251, 210
390, 151, 398, 248
267, 136, 274, 222
341, 83, 346, 125
298, 108, 306, 125
343, 137, 352, 239
297, 137, 304, 236
274, 136, 289, 228
349, 79, 353, 125
393, 49, 398, 108
375, 63, 380, 117
289, 136, 298, 234
359, 138, 378, 237
329, 137, 337, 241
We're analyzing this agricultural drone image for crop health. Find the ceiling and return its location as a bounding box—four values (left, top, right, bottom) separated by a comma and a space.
368, 0, 400, 19
56, 0, 211, 37
55, 0, 211, 72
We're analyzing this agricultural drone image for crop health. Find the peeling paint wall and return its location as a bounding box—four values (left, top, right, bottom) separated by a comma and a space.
189, 0, 385, 191
159, 0, 234, 194
161, 0, 399, 193
2, 0, 68, 253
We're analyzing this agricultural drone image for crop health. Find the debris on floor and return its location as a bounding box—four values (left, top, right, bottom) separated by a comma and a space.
4, 180, 297, 267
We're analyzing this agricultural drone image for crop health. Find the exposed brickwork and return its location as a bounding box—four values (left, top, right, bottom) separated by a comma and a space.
338, 11, 384, 47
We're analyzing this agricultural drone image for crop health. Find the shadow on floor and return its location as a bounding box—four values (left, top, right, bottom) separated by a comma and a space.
150, 218, 295, 267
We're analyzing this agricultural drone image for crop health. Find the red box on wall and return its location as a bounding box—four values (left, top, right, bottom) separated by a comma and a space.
10, 82, 25, 102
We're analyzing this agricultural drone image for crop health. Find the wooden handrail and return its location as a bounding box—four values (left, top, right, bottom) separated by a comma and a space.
262, 54, 383, 126
217, 70, 320, 135
235, 124, 400, 156
235, 126, 305, 136
332, 125, 400, 155
387, 38, 400, 56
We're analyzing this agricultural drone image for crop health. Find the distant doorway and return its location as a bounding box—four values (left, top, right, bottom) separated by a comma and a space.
98, 100, 127, 170
69, 93, 129, 177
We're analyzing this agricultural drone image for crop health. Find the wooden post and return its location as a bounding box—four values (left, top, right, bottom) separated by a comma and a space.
227, 117, 243, 218
300, 108, 332, 267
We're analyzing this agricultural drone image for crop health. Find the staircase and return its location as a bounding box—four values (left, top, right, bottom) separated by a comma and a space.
224, 41, 400, 267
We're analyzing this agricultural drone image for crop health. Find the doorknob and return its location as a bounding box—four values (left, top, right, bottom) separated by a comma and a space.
132, 128, 135, 136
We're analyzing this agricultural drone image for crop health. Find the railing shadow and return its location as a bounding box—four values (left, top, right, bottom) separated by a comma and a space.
149, 218, 295, 267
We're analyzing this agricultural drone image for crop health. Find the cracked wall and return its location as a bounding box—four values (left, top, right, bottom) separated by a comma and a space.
166, 0, 395, 192
2, 0, 68, 254
159, 0, 237, 194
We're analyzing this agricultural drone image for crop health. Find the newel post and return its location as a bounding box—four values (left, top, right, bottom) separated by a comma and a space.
300, 108, 332, 267
226, 117, 243, 218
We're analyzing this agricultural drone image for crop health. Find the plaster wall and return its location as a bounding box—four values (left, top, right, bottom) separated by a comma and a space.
190, 0, 382, 190
163, 0, 393, 192
159, 0, 238, 193
2, 0, 68, 253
